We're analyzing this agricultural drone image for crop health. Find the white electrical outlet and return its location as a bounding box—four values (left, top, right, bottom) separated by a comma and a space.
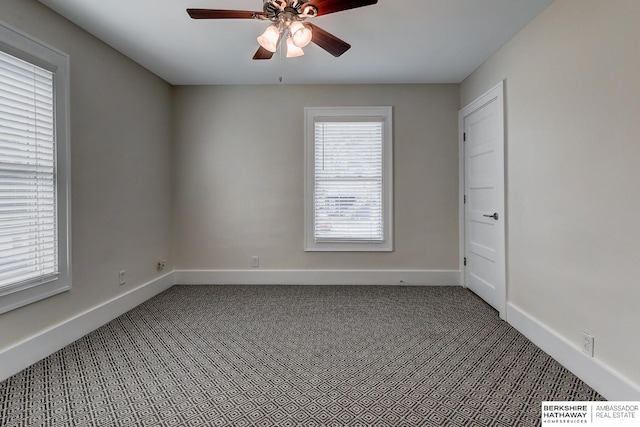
119, 270, 126, 286
157, 259, 166, 271
582, 332, 594, 357
251, 256, 259, 268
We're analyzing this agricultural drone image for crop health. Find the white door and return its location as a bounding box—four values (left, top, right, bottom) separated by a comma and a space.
460, 82, 506, 319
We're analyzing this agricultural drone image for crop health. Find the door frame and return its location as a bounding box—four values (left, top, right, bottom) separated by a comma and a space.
458, 80, 507, 319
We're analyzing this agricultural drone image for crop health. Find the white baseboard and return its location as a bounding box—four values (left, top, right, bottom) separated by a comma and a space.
507, 303, 640, 401
6, 272, 635, 402
0, 272, 175, 382
174, 269, 461, 286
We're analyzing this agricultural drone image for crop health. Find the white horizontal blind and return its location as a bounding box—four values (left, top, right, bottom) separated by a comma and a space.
314, 120, 383, 242
0, 50, 57, 291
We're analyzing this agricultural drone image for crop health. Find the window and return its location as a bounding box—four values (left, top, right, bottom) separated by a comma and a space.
304, 106, 393, 251
0, 23, 71, 314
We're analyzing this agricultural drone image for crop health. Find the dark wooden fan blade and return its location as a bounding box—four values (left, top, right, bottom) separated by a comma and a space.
306, 23, 351, 57
187, 9, 265, 19
252, 46, 275, 60
306, 0, 377, 16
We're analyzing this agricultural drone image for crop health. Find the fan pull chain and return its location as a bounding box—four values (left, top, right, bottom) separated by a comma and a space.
278, 36, 283, 83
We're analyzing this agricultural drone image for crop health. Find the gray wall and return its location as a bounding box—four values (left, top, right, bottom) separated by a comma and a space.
0, 1, 173, 348
172, 84, 460, 270
461, 0, 640, 387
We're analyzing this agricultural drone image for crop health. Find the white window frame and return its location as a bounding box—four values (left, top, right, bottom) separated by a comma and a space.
0, 22, 71, 314
304, 106, 393, 252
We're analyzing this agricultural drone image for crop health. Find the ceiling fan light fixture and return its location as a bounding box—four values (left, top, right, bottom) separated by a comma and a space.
257, 25, 280, 52
286, 37, 305, 57
289, 21, 312, 47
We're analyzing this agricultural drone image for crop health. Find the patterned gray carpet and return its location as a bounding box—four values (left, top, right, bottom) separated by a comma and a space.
0, 285, 602, 426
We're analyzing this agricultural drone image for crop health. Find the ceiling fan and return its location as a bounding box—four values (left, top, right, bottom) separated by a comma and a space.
187, 0, 378, 60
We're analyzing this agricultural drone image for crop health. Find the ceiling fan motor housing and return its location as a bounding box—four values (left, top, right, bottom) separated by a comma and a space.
262, 0, 317, 22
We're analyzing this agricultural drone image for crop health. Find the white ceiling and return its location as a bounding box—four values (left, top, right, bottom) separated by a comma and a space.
38, 0, 554, 85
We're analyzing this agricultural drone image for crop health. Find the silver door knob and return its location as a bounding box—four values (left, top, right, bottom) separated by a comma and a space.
483, 213, 499, 220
